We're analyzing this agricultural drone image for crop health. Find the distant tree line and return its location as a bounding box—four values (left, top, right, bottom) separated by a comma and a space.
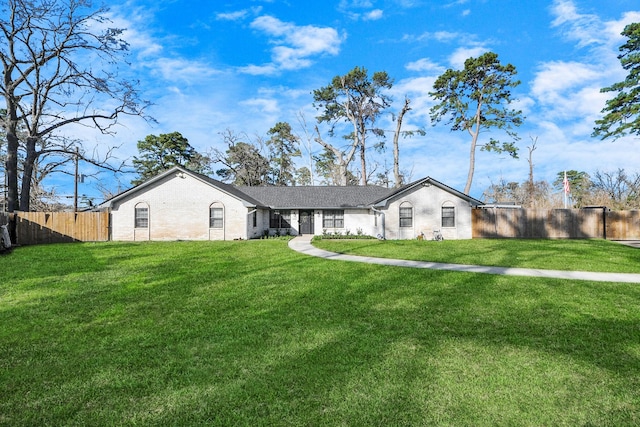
483, 168, 640, 210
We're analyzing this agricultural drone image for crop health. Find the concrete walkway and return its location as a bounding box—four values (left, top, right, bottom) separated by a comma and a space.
288, 235, 640, 283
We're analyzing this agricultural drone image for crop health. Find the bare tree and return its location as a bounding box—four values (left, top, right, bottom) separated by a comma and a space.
526, 136, 538, 208
590, 169, 640, 209
212, 130, 270, 186
313, 125, 358, 186
295, 111, 316, 185
1, 0, 150, 212
392, 98, 410, 188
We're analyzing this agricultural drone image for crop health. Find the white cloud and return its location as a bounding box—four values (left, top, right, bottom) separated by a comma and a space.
216, 10, 249, 21
244, 15, 344, 74
603, 11, 640, 49
531, 61, 601, 101
363, 9, 384, 21
445, 0, 469, 7
405, 58, 445, 73
448, 46, 489, 68
550, 0, 613, 48
338, 0, 384, 21
101, 10, 163, 59
406, 30, 464, 43
152, 58, 221, 83
238, 63, 279, 76
532, 4, 640, 130
215, 6, 263, 22
240, 97, 280, 115
339, 0, 374, 8
390, 76, 439, 124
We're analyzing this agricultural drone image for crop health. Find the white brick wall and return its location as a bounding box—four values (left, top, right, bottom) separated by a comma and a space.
379, 184, 473, 240
108, 170, 473, 241
110, 172, 250, 241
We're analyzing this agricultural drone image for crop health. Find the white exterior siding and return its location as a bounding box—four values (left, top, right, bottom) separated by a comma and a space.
380, 184, 474, 240
110, 172, 250, 241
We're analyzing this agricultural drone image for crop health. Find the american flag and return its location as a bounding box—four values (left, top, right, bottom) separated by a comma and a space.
563, 171, 570, 194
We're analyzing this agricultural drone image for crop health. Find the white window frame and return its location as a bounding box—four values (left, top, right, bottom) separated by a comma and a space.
322, 210, 344, 228
442, 204, 455, 228
209, 203, 224, 229
399, 203, 413, 228
134, 204, 149, 228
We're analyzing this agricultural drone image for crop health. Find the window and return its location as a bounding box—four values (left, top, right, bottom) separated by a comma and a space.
252, 211, 257, 228
210, 204, 224, 228
134, 204, 148, 228
323, 210, 344, 228
399, 204, 413, 228
442, 206, 455, 227
270, 210, 291, 228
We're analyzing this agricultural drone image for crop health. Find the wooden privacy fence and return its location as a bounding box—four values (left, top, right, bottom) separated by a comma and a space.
1, 209, 638, 244
473, 208, 640, 240
0, 211, 109, 245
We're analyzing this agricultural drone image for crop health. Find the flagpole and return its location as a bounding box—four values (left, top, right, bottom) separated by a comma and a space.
563, 171, 568, 209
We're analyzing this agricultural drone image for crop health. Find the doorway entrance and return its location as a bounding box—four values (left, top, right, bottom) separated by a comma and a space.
299, 210, 314, 235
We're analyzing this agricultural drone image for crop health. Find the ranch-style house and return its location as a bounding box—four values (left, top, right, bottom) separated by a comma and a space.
100, 166, 482, 241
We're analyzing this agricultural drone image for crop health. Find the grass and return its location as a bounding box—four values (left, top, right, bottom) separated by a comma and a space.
1, 239, 640, 425
312, 237, 640, 273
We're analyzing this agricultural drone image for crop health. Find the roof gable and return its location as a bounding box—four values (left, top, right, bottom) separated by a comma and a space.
372, 176, 482, 207
100, 166, 266, 208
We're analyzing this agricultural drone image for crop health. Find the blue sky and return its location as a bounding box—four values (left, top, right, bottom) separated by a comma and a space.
59, 0, 640, 203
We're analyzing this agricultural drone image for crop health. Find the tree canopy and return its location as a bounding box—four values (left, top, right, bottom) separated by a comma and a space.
593, 22, 640, 140
213, 131, 270, 186
266, 122, 301, 186
313, 66, 393, 185
0, 0, 149, 211
132, 132, 209, 185
429, 51, 524, 194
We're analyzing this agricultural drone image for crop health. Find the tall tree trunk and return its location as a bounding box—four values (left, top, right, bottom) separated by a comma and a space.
19, 137, 38, 211
393, 98, 411, 188
359, 139, 367, 185
465, 133, 477, 195
464, 101, 483, 195
527, 137, 537, 208
5, 132, 19, 212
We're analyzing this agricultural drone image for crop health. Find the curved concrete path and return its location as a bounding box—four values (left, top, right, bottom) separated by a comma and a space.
288, 235, 640, 283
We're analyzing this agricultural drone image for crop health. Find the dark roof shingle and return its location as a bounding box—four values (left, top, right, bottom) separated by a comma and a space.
237, 185, 394, 208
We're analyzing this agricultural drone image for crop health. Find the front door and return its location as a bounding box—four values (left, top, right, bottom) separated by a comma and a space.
299, 210, 314, 235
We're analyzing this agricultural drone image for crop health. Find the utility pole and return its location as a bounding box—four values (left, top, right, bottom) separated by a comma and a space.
74, 148, 79, 212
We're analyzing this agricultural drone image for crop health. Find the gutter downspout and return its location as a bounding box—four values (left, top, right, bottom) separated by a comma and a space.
371, 206, 385, 239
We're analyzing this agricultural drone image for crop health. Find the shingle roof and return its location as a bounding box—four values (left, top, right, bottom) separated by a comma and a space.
99, 166, 480, 211
195, 174, 267, 208
237, 185, 394, 208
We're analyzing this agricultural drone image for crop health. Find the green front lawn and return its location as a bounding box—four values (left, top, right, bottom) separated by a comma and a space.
1, 240, 639, 425
313, 237, 640, 273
